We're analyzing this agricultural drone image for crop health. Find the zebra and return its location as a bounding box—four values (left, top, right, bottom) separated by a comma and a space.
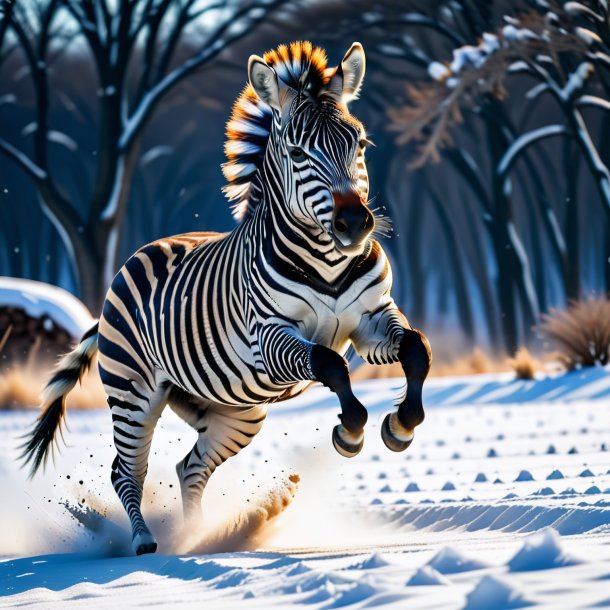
20, 41, 432, 556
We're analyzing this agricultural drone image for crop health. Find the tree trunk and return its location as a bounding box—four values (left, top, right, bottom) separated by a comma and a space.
566, 106, 610, 290
563, 139, 581, 300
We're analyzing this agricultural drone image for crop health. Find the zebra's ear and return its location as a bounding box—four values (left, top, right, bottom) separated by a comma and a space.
339, 42, 366, 103
248, 55, 281, 111
324, 42, 365, 105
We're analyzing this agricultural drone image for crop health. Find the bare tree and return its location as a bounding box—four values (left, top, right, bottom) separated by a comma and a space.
387, 0, 610, 351
0, 0, 286, 312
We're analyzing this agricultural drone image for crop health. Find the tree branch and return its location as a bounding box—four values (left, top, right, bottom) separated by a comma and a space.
120, 0, 288, 151
0, 137, 47, 181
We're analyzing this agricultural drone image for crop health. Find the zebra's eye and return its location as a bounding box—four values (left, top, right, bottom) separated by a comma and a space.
289, 147, 307, 163
359, 138, 373, 149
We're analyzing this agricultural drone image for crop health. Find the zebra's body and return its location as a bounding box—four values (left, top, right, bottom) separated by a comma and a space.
21, 41, 432, 556
104, 228, 395, 407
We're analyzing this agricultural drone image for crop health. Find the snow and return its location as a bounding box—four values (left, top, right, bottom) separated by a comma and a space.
464, 575, 529, 610
2, 367, 610, 608
406, 565, 450, 586
426, 546, 488, 574
501, 24, 539, 42
0, 277, 94, 338
507, 528, 577, 571
428, 61, 450, 81
47, 131, 78, 151
560, 62, 593, 101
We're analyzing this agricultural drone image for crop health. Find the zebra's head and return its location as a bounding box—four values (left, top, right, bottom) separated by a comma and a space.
223, 42, 374, 256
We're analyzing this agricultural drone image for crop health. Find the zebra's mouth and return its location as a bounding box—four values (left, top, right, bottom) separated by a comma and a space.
331, 231, 370, 254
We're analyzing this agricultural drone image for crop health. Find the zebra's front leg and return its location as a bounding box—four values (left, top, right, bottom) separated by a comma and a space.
310, 344, 368, 457
260, 323, 367, 457
381, 329, 432, 452
352, 305, 432, 453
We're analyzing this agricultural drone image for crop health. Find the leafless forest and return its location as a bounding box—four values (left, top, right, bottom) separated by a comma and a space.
1, 0, 609, 358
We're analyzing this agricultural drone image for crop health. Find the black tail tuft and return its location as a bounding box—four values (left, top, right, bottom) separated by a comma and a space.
19, 321, 99, 478
19, 396, 65, 478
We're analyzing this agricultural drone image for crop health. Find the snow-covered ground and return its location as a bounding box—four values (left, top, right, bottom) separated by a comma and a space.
2, 367, 610, 609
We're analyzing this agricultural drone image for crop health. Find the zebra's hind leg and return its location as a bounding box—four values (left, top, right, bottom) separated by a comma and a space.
106, 381, 171, 555
168, 388, 267, 527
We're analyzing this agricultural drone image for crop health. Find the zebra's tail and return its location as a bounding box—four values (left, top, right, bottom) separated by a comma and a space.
19, 321, 99, 478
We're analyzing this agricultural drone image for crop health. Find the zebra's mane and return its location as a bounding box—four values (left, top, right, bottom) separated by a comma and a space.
222, 41, 331, 221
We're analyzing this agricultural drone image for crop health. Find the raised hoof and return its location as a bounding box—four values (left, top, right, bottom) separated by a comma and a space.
332, 424, 364, 458
133, 531, 158, 556
381, 412, 414, 452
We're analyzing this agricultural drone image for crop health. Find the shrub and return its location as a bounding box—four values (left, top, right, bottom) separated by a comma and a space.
508, 346, 538, 380
539, 297, 610, 369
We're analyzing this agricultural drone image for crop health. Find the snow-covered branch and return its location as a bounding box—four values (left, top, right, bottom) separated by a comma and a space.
0, 138, 47, 181
496, 124, 569, 179
120, 0, 288, 151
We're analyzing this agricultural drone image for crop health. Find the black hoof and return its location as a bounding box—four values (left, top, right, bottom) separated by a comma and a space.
381, 412, 414, 452
332, 424, 363, 458
135, 541, 158, 556
133, 531, 158, 555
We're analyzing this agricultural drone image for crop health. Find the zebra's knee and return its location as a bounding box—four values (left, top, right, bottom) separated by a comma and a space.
399, 329, 432, 380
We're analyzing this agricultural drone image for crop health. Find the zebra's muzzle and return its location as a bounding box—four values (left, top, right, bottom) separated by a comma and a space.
331, 190, 374, 252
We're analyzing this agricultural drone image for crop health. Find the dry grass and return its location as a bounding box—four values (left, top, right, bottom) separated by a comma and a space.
508, 346, 539, 380
539, 297, 610, 369
352, 347, 510, 381
0, 358, 106, 410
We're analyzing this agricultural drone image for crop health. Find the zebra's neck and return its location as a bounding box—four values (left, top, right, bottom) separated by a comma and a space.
253, 186, 359, 288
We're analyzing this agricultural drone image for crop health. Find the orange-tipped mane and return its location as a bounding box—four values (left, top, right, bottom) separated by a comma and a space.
222, 41, 333, 221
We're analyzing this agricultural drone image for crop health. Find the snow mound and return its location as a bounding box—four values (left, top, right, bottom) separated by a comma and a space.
427, 546, 488, 574
0, 276, 94, 338
327, 581, 378, 607
286, 562, 313, 576
406, 565, 451, 586
464, 575, 530, 610
275, 572, 351, 595
579, 469, 594, 477
547, 470, 564, 480
405, 482, 420, 492
474, 473, 488, 483
442, 481, 456, 491
585, 485, 601, 495
532, 487, 555, 496
514, 470, 535, 482
346, 553, 391, 570
508, 529, 578, 572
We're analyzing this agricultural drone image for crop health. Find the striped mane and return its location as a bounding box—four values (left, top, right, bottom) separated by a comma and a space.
222, 41, 331, 221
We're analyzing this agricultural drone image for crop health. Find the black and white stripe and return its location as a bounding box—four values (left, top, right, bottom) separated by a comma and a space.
21, 42, 431, 556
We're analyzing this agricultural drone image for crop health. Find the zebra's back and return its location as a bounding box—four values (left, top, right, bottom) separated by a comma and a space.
98, 229, 299, 408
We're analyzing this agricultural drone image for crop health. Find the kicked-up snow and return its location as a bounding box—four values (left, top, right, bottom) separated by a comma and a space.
2, 366, 610, 608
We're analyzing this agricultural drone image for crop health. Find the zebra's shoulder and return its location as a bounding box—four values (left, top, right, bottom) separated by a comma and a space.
134, 232, 227, 265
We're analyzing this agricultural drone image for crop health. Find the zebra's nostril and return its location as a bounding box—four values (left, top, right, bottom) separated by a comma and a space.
334, 218, 349, 234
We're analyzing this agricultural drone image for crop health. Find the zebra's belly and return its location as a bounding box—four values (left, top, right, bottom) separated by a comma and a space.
156, 318, 348, 408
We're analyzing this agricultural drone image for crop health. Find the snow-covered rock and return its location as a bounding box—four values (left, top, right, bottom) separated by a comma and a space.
0, 277, 93, 339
